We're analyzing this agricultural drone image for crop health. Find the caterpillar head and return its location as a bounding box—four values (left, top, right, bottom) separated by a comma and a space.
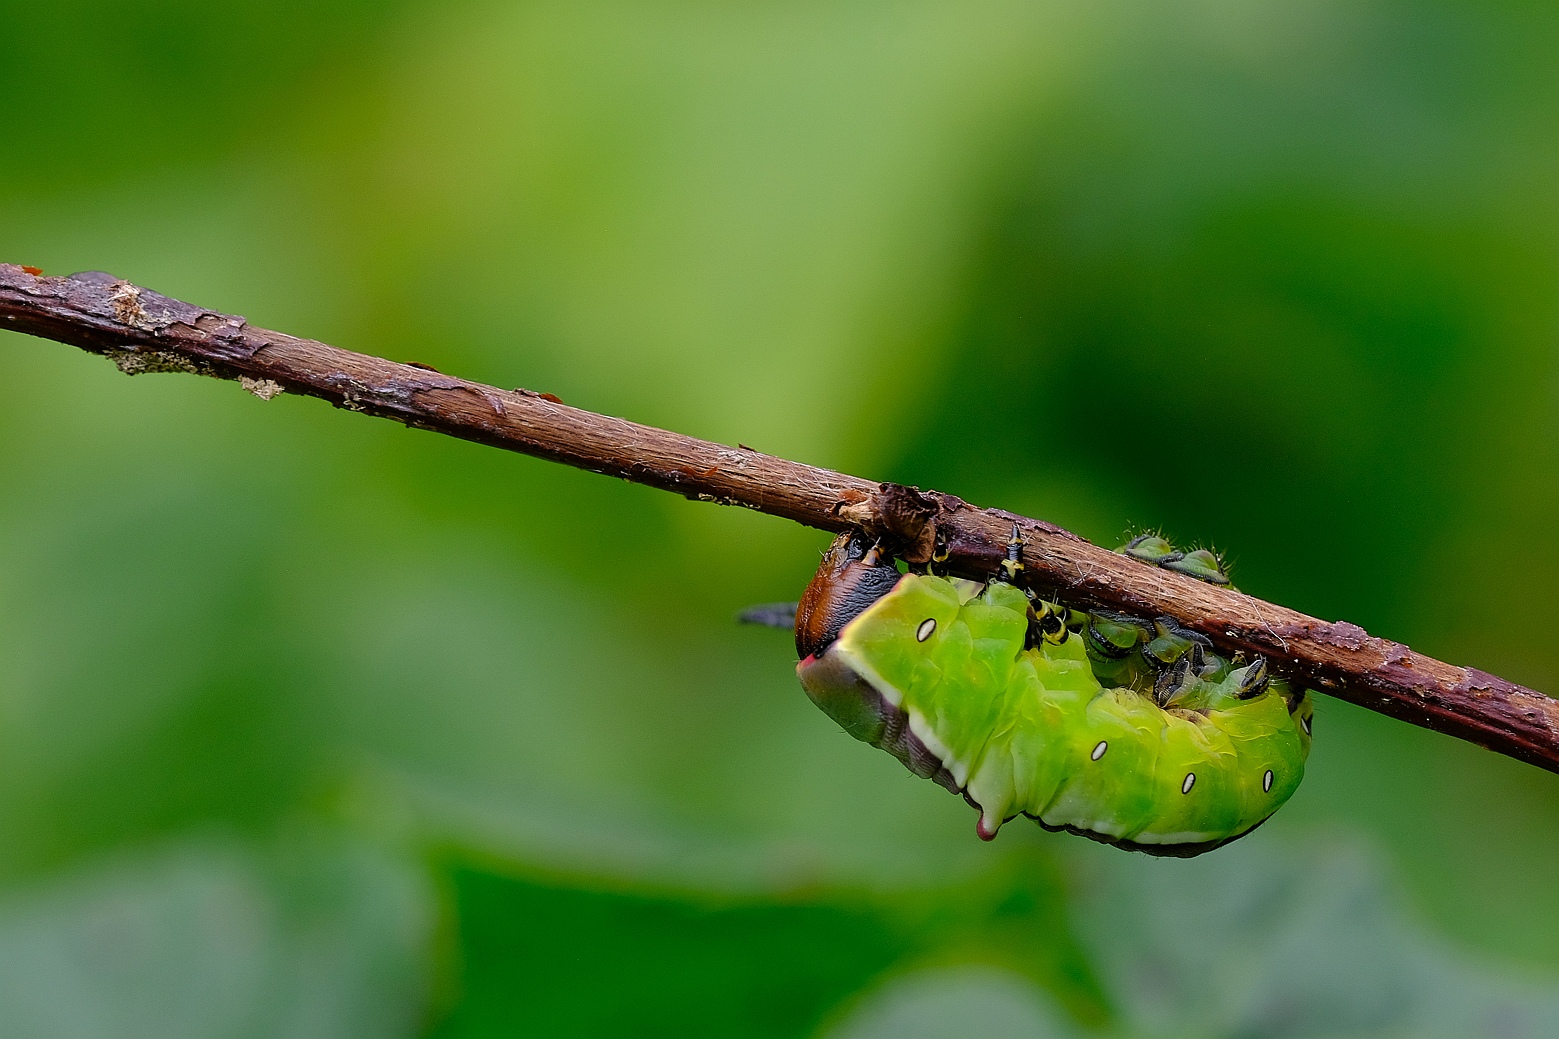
793, 532, 900, 659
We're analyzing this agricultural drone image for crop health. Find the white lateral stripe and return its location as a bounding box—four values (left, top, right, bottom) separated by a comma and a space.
834, 643, 964, 784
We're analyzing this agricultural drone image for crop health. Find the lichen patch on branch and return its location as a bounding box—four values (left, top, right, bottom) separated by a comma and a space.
240, 377, 284, 401
105, 347, 202, 377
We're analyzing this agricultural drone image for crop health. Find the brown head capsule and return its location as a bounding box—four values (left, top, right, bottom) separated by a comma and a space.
793, 532, 901, 659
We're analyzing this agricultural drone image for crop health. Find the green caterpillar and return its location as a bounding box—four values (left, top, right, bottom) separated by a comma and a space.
757, 531, 1312, 857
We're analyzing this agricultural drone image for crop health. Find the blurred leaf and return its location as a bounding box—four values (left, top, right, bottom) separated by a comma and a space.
1071, 835, 1559, 1038
822, 967, 1080, 1039
0, 831, 435, 1039
824, 836, 1559, 1039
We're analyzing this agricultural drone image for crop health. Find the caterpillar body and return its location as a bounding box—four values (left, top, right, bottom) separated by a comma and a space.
783, 532, 1313, 857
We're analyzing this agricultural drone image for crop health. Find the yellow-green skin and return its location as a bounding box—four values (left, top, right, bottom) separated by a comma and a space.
817, 574, 1312, 850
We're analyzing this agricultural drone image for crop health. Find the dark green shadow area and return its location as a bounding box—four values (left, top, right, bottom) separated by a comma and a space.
429, 869, 905, 1039
427, 850, 1111, 1039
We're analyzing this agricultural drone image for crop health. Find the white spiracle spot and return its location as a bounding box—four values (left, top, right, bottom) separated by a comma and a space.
916, 618, 937, 642
1263, 769, 1274, 793
1090, 740, 1107, 761
1181, 772, 1196, 795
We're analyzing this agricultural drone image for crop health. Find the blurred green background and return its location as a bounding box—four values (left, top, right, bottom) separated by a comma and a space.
3, 1, 1559, 1036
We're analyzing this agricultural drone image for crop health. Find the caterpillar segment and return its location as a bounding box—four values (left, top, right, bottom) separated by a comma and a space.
791, 531, 1312, 857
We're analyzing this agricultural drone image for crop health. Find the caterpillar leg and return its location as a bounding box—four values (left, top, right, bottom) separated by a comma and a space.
911, 527, 952, 577
1025, 602, 1071, 649
1122, 533, 1183, 565
999, 522, 1025, 582
987, 522, 1071, 650
1142, 616, 1214, 669
1120, 533, 1232, 586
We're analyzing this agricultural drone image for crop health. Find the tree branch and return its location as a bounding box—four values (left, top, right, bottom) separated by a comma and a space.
4, 264, 1557, 774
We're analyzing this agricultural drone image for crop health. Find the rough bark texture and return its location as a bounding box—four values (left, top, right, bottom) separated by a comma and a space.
4, 264, 1557, 774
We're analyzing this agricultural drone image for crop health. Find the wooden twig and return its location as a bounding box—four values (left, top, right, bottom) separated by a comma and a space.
4, 263, 1557, 774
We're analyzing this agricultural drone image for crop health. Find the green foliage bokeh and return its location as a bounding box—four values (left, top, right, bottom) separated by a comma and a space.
2, 1, 1558, 1036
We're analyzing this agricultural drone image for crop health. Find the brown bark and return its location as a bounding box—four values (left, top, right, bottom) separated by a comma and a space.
4, 264, 1557, 773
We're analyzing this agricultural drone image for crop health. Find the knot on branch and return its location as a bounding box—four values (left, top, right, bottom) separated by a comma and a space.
836, 482, 941, 563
